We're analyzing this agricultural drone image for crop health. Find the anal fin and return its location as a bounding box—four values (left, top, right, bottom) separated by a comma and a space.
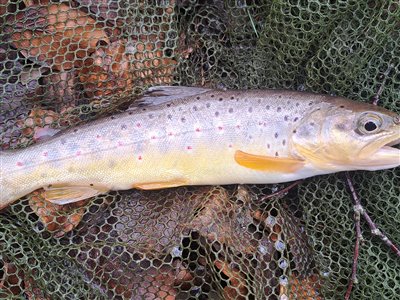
234, 150, 304, 173
132, 179, 187, 190
44, 184, 109, 205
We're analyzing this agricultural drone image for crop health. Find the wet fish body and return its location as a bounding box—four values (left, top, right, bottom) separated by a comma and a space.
1, 87, 399, 207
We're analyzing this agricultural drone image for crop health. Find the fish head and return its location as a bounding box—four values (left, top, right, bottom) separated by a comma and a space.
291, 99, 400, 171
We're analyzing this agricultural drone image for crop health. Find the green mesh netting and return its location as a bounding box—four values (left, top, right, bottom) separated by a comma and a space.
1, 0, 399, 299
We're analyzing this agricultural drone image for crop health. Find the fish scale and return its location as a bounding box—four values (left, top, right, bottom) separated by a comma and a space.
1, 86, 399, 207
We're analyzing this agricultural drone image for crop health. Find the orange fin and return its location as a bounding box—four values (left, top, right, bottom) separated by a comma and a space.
44, 184, 109, 205
234, 150, 304, 173
133, 180, 187, 190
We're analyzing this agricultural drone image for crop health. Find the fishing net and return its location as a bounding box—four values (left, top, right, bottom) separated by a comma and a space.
1, 0, 399, 299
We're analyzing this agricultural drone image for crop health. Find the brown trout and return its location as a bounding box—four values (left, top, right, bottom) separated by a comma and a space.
1, 86, 399, 208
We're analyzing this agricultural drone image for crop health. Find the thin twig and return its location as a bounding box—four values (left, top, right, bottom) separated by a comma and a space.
370, 64, 393, 105
262, 180, 303, 200
362, 211, 400, 256
344, 172, 363, 300
346, 173, 400, 257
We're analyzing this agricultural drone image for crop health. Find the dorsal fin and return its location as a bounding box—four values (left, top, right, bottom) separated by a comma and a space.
128, 86, 212, 110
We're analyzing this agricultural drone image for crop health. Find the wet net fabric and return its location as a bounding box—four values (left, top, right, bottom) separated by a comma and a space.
0, 0, 399, 299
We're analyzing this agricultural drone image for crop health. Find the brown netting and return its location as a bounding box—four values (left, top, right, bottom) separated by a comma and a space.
1, 0, 399, 299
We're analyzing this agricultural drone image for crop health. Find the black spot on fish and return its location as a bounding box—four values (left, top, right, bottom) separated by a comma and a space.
181, 117, 186, 123
294, 117, 299, 122
310, 122, 315, 126
293, 129, 297, 133
73, 129, 78, 133
336, 123, 346, 131
248, 107, 253, 113
296, 103, 300, 107
228, 108, 233, 113
90, 183, 94, 186
206, 103, 211, 108
142, 108, 147, 111
284, 115, 289, 121
308, 101, 313, 106
167, 114, 172, 120
275, 133, 279, 138
215, 111, 219, 117
111, 116, 116, 120
128, 111, 133, 115
193, 106, 198, 111
340, 105, 345, 108
231, 96, 234, 100
275, 152, 279, 157
219, 97, 223, 101
211, 94, 215, 98
277, 107, 282, 112
266, 105, 270, 110
167, 103, 171, 107
282, 139, 286, 146
278, 95, 282, 99
121, 124, 127, 130
148, 113, 154, 119
196, 96, 200, 100
267, 144, 271, 149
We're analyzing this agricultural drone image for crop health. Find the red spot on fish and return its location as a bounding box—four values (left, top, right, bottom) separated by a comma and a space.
187, 146, 193, 150
76, 151, 81, 156
136, 123, 141, 128
43, 151, 48, 157
258, 121, 263, 126
96, 134, 101, 139
228, 144, 233, 148
236, 125, 241, 129
151, 136, 157, 140
218, 126, 223, 130
195, 128, 201, 132
138, 155, 142, 161
16, 161, 23, 167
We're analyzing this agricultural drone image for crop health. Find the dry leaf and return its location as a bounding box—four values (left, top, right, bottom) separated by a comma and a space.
79, 38, 176, 98
289, 274, 322, 300
9, 3, 109, 71
29, 190, 88, 237
214, 259, 248, 300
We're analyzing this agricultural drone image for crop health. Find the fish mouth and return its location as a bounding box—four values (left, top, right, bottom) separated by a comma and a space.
359, 135, 400, 170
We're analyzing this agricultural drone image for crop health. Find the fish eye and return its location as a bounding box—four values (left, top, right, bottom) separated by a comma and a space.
357, 113, 382, 135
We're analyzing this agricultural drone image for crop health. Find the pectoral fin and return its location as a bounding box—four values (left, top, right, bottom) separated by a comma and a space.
133, 180, 188, 190
234, 150, 304, 173
44, 184, 109, 205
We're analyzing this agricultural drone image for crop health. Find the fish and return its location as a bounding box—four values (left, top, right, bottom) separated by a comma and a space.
1, 86, 399, 208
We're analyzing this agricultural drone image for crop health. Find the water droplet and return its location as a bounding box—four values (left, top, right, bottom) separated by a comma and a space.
258, 245, 268, 254
275, 240, 286, 251
279, 259, 288, 269
171, 246, 182, 258
279, 275, 288, 286
266, 215, 276, 226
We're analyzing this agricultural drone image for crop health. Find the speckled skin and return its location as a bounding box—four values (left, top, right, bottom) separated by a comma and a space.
1, 88, 399, 207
